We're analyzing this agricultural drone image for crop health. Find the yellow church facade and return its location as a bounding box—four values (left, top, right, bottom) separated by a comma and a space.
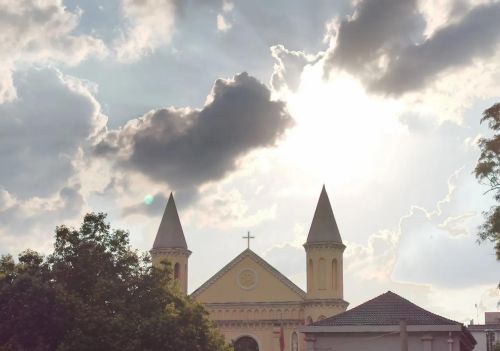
150, 186, 349, 351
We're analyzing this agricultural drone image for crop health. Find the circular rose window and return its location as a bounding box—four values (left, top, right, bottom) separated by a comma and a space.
237, 268, 258, 290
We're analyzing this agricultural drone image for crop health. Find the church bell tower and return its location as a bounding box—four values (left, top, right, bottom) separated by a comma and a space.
150, 193, 191, 294
303, 186, 348, 322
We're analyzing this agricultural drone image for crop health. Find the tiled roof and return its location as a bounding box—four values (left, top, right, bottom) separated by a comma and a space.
313, 291, 460, 326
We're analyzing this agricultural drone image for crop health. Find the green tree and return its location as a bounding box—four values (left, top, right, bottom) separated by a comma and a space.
0, 213, 232, 351
475, 102, 500, 259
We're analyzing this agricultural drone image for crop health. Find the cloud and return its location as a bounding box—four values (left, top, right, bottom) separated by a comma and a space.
324, 0, 423, 80
270, 45, 321, 92
0, 0, 106, 102
114, 0, 178, 62
371, 2, 500, 94
0, 68, 106, 199
217, 14, 232, 32
95, 72, 293, 199
0, 184, 85, 255
390, 169, 500, 289
324, 0, 500, 95
216, 0, 234, 32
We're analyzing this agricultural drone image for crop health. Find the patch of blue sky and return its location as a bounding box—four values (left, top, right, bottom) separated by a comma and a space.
63, 0, 123, 43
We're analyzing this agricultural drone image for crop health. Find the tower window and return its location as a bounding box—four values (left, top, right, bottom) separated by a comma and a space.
332, 259, 338, 290
174, 262, 180, 280
307, 259, 314, 291
318, 258, 326, 290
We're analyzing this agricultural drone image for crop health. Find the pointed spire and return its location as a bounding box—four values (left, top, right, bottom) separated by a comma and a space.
306, 185, 343, 244
152, 193, 188, 250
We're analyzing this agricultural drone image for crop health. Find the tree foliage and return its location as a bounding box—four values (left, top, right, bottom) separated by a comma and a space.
0, 213, 232, 351
475, 102, 500, 259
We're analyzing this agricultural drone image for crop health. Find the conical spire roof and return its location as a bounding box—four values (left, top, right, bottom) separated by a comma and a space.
152, 193, 188, 250
306, 185, 343, 245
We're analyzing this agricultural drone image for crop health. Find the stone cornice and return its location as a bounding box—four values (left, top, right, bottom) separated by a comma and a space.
205, 301, 304, 308
190, 249, 306, 298
303, 298, 349, 309
216, 319, 304, 328
150, 247, 192, 257
303, 242, 346, 251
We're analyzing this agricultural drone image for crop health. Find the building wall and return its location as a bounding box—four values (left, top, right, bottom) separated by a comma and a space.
486, 313, 500, 324
307, 332, 463, 351
470, 328, 500, 351
195, 256, 304, 303
471, 330, 488, 351
216, 321, 305, 351
151, 248, 190, 293
305, 244, 344, 300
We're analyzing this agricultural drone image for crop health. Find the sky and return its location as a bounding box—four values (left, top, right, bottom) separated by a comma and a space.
0, 0, 499, 324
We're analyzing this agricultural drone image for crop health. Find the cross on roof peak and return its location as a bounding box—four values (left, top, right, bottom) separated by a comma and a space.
242, 231, 255, 249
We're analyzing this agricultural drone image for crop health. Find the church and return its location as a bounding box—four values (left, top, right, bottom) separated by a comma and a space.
150, 186, 349, 351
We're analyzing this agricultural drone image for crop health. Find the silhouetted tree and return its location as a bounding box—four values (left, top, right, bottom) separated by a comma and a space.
0, 213, 232, 351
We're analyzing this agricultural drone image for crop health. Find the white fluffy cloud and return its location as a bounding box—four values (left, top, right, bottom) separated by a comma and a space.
0, 184, 85, 255
0, 0, 106, 102
0, 68, 106, 199
114, 0, 178, 62
0, 67, 108, 254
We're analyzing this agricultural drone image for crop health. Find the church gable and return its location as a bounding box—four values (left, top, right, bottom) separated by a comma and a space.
191, 249, 305, 303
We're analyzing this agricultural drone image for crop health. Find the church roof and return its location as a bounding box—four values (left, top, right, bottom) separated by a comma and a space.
312, 291, 461, 326
152, 193, 188, 250
306, 185, 343, 245
191, 249, 306, 298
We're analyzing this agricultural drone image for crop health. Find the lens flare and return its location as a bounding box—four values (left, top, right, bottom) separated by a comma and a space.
144, 194, 154, 205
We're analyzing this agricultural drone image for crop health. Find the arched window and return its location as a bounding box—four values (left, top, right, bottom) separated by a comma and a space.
307, 259, 314, 291
234, 336, 259, 351
332, 259, 338, 290
318, 258, 326, 290
291, 331, 299, 351
306, 316, 313, 325
174, 262, 180, 280
318, 315, 326, 321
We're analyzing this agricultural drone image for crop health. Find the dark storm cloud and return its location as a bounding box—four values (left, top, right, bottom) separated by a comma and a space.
325, 0, 500, 95
0, 68, 104, 199
372, 2, 500, 94
325, 0, 423, 77
95, 72, 293, 196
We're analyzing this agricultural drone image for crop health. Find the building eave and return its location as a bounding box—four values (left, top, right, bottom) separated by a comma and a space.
299, 324, 464, 333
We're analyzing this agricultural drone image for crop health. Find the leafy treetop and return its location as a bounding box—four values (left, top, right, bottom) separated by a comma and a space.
475, 103, 500, 260
0, 212, 232, 351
